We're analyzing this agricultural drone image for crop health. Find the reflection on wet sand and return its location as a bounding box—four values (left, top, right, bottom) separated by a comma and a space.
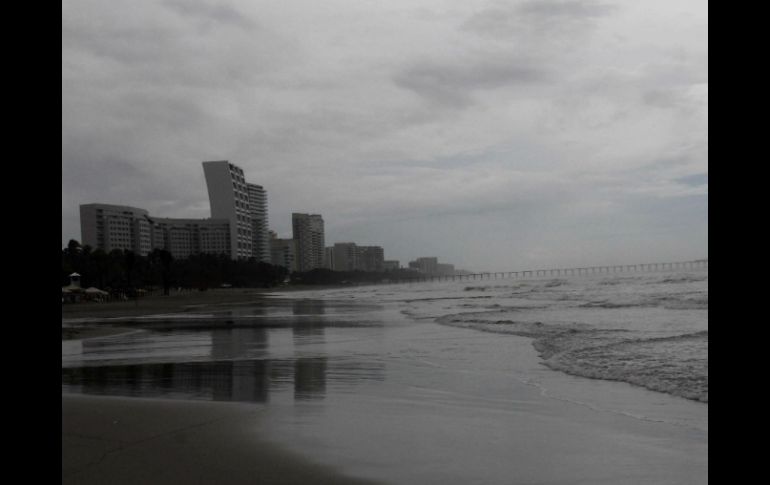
62, 355, 384, 403
292, 299, 326, 316
211, 327, 270, 360
62, 299, 385, 403
295, 357, 327, 400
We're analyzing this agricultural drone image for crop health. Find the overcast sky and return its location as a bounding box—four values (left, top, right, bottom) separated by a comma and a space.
62, 0, 707, 272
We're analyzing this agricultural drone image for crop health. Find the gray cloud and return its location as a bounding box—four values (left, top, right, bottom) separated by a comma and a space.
162, 0, 257, 31
516, 0, 617, 18
676, 173, 708, 187
642, 84, 708, 117
462, 0, 617, 41
394, 58, 550, 108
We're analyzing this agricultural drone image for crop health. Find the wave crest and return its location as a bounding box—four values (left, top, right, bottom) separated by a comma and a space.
437, 311, 708, 403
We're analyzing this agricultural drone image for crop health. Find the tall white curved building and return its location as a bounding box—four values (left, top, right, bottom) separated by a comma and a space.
202, 161, 255, 260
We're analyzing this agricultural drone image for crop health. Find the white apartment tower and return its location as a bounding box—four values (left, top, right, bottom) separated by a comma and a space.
292, 213, 325, 272
80, 204, 232, 258
247, 183, 271, 263
80, 204, 153, 254
148, 218, 231, 259
202, 161, 254, 260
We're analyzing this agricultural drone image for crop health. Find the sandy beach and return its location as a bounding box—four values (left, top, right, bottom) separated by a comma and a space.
62, 287, 319, 320
62, 290, 384, 484
62, 394, 378, 485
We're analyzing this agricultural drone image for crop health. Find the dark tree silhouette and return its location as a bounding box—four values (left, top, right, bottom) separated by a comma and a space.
63, 243, 290, 296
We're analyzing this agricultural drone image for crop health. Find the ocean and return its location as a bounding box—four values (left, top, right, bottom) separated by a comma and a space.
394, 269, 708, 403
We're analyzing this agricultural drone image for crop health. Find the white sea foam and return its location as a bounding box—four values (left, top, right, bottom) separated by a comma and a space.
321, 269, 708, 403
438, 271, 708, 402
543, 330, 708, 402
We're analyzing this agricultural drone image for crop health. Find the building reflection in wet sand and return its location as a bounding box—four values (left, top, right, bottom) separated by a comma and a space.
62, 299, 385, 403
61, 355, 385, 403
294, 357, 326, 400
210, 326, 270, 361
292, 299, 326, 316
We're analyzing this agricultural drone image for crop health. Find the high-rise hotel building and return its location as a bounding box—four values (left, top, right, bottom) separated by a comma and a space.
269, 231, 298, 272
324, 242, 384, 272
79, 204, 231, 258
202, 161, 255, 260
148, 218, 231, 259
80, 204, 153, 254
247, 183, 270, 263
292, 213, 325, 272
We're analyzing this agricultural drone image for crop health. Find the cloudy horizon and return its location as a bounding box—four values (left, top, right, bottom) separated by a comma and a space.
62, 0, 707, 272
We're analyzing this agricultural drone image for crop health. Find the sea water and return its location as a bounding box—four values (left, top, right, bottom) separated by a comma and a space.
313, 268, 708, 403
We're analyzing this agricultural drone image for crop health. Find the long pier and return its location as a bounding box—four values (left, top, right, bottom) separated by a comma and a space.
390, 259, 708, 284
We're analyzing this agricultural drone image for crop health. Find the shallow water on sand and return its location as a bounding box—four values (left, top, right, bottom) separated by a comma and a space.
62, 281, 707, 485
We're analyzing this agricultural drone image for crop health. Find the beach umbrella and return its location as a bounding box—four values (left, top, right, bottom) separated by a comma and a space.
85, 287, 109, 295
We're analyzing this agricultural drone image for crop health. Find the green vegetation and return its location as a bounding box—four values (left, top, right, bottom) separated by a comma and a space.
62, 240, 288, 295
62, 240, 424, 298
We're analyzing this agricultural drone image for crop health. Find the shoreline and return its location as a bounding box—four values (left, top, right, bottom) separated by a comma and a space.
61, 286, 338, 320
435, 316, 708, 407
62, 394, 378, 485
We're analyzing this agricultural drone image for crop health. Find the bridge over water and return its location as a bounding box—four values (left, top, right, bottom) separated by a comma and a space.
392, 259, 708, 284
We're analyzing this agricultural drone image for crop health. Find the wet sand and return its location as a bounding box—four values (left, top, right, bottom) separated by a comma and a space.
61, 286, 348, 320
62, 394, 378, 485
62, 292, 373, 484
62, 326, 136, 340
62, 289, 268, 320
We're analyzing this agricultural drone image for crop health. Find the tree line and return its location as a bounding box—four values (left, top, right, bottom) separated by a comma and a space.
62, 240, 288, 295
62, 240, 426, 297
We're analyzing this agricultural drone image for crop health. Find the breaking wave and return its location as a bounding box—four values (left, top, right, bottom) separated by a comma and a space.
541, 331, 708, 402
434, 270, 708, 403
438, 312, 708, 403
580, 294, 708, 310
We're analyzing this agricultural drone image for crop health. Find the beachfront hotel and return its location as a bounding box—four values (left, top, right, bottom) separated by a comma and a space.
292, 213, 325, 272
80, 204, 154, 254
148, 217, 231, 259
79, 204, 232, 258
407, 257, 458, 276
247, 183, 271, 263
80, 160, 271, 261
325, 242, 385, 272
269, 231, 298, 272
202, 161, 256, 260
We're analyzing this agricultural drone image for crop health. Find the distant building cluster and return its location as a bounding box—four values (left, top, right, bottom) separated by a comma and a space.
325, 243, 385, 272
407, 257, 462, 277
79, 160, 464, 274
